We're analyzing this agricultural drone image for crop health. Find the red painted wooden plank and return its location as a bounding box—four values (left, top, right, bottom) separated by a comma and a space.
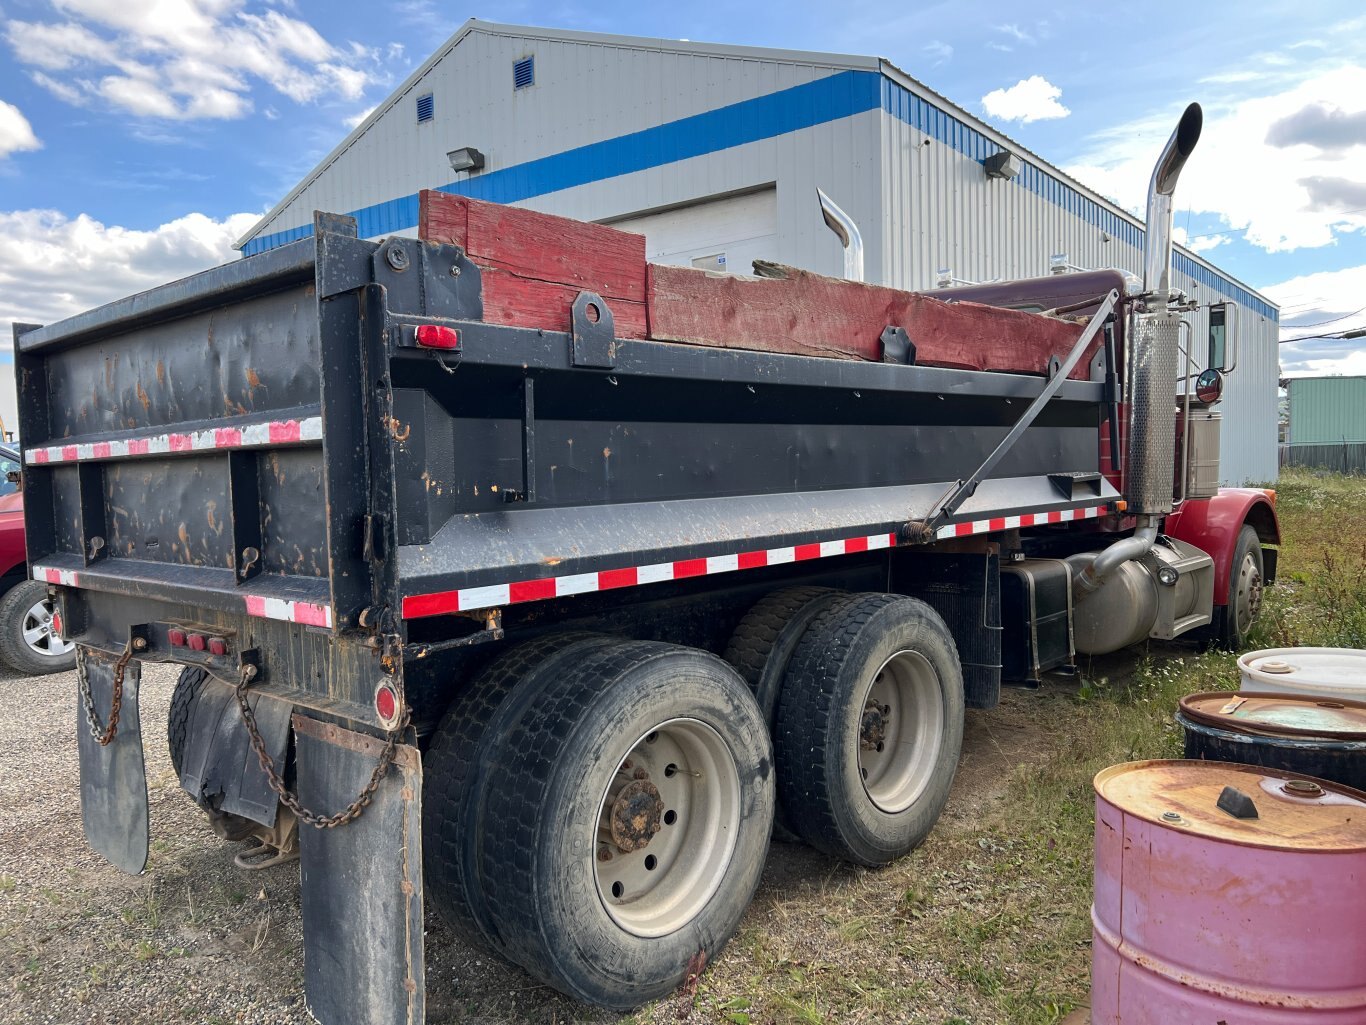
646, 263, 1094, 379
419, 190, 646, 301
480, 267, 648, 339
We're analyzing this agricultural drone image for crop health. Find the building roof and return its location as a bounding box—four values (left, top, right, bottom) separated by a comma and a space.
234, 20, 1274, 315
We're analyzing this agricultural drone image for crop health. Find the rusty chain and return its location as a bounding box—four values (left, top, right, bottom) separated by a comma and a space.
77, 643, 135, 747
235, 664, 411, 830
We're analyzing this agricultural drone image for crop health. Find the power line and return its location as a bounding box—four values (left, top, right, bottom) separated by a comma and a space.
1283, 304, 1366, 329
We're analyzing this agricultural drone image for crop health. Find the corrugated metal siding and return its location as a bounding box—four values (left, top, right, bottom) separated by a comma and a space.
1286, 377, 1366, 445
877, 106, 1279, 485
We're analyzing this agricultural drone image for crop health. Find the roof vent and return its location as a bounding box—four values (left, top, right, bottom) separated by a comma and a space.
416, 93, 434, 123
513, 56, 534, 90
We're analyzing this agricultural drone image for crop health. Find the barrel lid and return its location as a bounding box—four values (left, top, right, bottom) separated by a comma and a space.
1095, 759, 1366, 851
1179, 691, 1366, 740
1239, 647, 1366, 688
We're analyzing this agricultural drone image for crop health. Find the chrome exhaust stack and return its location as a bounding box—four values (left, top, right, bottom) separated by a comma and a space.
1128, 102, 1202, 520
1076, 103, 1202, 595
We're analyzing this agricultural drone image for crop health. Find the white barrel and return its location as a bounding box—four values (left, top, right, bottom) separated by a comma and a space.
1239, 647, 1366, 701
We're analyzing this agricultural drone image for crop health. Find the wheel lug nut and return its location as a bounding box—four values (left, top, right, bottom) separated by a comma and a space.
633, 768, 649, 780
597, 846, 613, 862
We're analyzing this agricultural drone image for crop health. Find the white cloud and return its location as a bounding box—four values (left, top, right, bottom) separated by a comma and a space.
1263, 263, 1366, 376
0, 100, 42, 158
922, 40, 952, 66
5, 0, 385, 121
1064, 64, 1366, 253
345, 104, 378, 129
981, 76, 1070, 124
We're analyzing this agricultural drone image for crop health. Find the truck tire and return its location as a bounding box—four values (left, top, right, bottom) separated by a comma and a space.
775, 593, 964, 867
422, 632, 615, 953
0, 579, 77, 676
474, 640, 773, 1009
1219, 524, 1264, 650
723, 586, 843, 841
168, 666, 209, 778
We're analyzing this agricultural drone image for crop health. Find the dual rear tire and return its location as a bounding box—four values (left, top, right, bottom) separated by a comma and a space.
422, 591, 964, 1008
423, 636, 773, 1009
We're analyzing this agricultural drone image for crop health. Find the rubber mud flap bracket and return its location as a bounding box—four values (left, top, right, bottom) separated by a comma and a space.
571, 291, 617, 368
295, 715, 424, 1025
76, 647, 149, 875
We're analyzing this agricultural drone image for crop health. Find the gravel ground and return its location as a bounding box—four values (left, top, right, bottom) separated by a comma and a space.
0, 660, 1063, 1025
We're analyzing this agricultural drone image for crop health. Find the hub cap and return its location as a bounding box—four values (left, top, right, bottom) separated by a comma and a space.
593, 717, 740, 938
1234, 552, 1263, 638
857, 650, 944, 813
23, 598, 74, 660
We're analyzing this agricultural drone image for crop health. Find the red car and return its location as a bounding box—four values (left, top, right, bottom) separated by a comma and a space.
0, 444, 74, 675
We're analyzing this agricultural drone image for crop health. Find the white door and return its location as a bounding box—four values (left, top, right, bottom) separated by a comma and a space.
609, 189, 778, 276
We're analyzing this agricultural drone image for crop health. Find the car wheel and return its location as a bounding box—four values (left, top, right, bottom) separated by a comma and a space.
0, 579, 77, 675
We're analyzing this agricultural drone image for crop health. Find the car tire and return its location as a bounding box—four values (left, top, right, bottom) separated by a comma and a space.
0, 579, 77, 676
168, 666, 209, 778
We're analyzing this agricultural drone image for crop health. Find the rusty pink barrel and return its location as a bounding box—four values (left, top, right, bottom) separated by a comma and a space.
1092, 760, 1366, 1024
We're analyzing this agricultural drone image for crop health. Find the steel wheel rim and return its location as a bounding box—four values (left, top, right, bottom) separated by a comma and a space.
1234, 552, 1263, 636
22, 598, 74, 659
593, 717, 740, 938
857, 650, 944, 813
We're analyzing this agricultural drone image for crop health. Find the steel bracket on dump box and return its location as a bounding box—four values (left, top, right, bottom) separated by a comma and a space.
295, 715, 424, 1025
76, 647, 149, 875
571, 290, 617, 368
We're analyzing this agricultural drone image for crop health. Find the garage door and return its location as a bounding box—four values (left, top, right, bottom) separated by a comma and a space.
609, 189, 778, 276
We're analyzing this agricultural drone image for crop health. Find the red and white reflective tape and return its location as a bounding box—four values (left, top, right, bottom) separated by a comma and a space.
34, 565, 80, 587
243, 594, 334, 629
32, 564, 333, 629
933, 504, 1108, 540
403, 531, 899, 618
25, 416, 323, 465
403, 502, 1113, 619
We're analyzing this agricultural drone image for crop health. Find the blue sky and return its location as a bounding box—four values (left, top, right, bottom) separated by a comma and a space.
2, 0, 1365, 430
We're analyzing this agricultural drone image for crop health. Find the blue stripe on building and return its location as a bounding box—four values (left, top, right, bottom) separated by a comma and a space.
244, 69, 1276, 322
242, 69, 880, 254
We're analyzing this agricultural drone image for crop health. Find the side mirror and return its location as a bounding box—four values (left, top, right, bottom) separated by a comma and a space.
1195, 367, 1224, 405
1207, 302, 1238, 373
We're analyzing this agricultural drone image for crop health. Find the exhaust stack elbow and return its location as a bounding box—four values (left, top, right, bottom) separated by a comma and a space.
1143, 102, 1203, 307
817, 188, 864, 283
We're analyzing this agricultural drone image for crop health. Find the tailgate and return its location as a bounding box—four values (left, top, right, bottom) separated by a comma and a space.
12, 214, 476, 636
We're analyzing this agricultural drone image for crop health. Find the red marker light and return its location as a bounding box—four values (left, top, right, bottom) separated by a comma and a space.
168, 628, 187, 647
374, 683, 399, 727
187, 633, 207, 652
415, 324, 461, 350
52, 612, 63, 638
208, 637, 228, 656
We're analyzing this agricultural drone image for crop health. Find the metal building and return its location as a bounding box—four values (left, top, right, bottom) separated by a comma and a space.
236, 20, 1281, 484
1286, 376, 1366, 445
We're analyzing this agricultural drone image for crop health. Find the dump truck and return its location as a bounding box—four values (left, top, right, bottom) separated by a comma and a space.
13, 102, 1277, 1022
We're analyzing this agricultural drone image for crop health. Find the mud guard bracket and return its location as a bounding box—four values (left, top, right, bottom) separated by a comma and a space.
76, 647, 149, 875
295, 715, 424, 1025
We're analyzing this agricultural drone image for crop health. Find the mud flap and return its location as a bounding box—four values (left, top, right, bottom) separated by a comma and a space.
180, 675, 291, 826
75, 648, 148, 875
295, 716, 424, 1025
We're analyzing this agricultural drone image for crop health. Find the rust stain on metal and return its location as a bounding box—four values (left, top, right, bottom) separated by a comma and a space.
246, 367, 262, 389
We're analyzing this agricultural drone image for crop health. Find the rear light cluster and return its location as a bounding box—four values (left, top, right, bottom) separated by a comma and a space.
167, 628, 229, 656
